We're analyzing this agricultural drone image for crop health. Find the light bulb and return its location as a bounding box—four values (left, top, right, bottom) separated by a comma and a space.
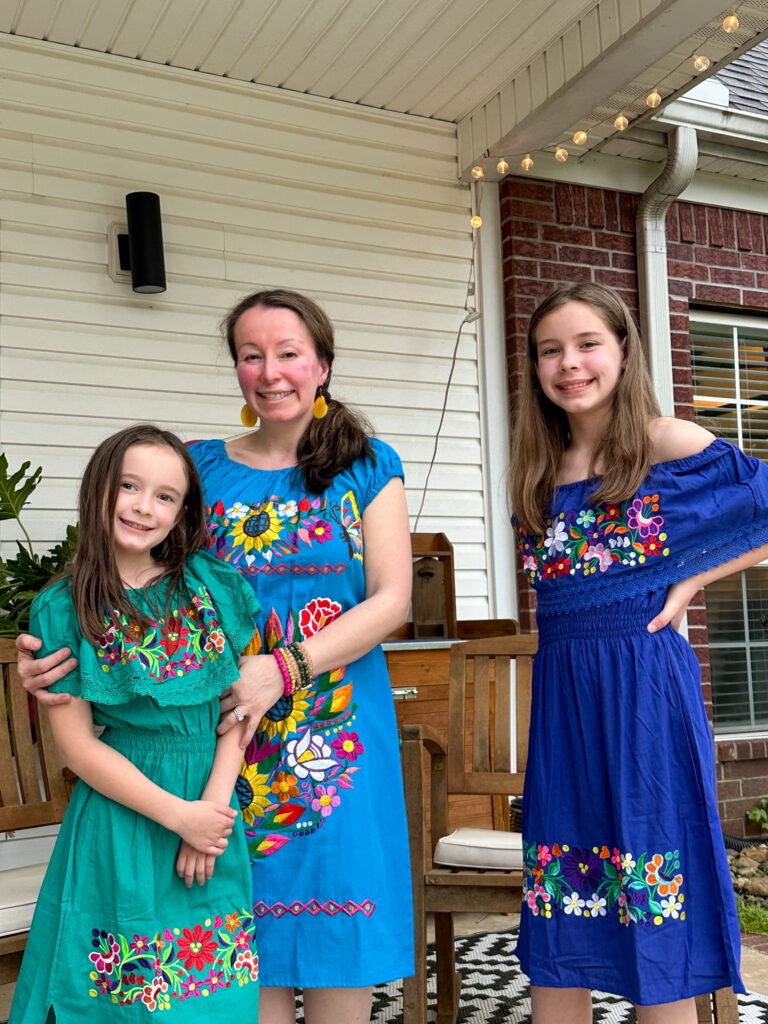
555, 147, 568, 162
521, 154, 534, 171
614, 114, 628, 131
646, 90, 661, 108
471, 165, 484, 179
723, 14, 739, 32
573, 130, 587, 146
496, 157, 509, 174
693, 54, 711, 72
470, 214, 482, 228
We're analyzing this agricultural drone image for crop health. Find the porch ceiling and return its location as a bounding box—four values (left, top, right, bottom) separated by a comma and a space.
2, 0, 767, 182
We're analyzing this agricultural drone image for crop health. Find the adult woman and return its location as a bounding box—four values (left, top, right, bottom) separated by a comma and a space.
17, 289, 414, 1024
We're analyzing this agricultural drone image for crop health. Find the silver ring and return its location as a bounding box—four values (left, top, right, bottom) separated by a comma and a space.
232, 706, 244, 722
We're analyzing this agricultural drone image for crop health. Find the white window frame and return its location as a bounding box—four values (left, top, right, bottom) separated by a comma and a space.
690, 308, 768, 738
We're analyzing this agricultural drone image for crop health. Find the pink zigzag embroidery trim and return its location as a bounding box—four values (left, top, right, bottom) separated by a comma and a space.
253, 899, 375, 919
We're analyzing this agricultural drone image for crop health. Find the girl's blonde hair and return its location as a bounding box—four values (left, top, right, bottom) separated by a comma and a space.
509, 282, 660, 534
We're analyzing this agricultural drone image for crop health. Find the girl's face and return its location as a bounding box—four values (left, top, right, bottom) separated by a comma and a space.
112, 444, 188, 568
234, 305, 329, 430
534, 300, 626, 422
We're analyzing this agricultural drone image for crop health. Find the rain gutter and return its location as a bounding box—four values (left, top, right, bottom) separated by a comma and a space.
636, 125, 699, 416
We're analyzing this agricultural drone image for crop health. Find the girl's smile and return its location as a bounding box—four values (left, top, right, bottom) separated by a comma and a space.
535, 300, 626, 423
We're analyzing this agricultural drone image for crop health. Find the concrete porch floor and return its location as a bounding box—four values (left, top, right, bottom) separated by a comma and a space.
3, 913, 767, 1020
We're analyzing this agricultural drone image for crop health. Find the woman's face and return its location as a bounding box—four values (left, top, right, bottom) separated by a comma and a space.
234, 305, 328, 430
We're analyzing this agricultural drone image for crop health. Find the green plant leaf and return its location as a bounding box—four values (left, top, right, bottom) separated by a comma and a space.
0, 454, 42, 522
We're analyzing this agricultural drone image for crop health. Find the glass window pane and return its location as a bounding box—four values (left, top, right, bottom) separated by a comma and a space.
746, 567, 768, 637
711, 646, 751, 728
706, 575, 746, 644
751, 646, 768, 726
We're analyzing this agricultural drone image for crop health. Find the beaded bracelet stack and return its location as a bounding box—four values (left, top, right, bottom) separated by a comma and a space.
273, 641, 314, 697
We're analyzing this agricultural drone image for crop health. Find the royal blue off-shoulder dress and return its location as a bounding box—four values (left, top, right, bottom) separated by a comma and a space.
514, 439, 768, 1005
188, 437, 414, 989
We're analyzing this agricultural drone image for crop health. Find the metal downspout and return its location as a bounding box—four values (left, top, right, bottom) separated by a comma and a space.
636, 125, 698, 416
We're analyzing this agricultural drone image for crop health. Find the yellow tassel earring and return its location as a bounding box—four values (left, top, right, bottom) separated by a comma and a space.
240, 404, 258, 428
313, 392, 328, 420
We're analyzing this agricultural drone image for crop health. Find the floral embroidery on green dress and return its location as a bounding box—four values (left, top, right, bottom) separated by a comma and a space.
94, 587, 224, 681
88, 908, 257, 1010
232, 596, 364, 862
518, 494, 670, 586
523, 841, 684, 926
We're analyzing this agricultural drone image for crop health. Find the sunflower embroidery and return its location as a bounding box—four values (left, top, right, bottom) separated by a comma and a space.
230, 501, 283, 554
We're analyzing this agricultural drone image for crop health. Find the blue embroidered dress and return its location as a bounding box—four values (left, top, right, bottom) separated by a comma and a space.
189, 437, 414, 989
514, 439, 768, 1005
10, 552, 261, 1023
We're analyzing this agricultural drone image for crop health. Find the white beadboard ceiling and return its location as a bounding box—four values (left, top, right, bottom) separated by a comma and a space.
1, 0, 767, 179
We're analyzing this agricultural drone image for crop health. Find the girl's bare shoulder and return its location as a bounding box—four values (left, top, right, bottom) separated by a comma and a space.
648, 417, 716, 463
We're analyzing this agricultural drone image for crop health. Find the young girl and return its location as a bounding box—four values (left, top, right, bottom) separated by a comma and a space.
10, 424, 263, 1023
510, 283, 768, 1023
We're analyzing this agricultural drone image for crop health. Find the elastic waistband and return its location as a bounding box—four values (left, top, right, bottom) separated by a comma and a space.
536, 600, 662, 642
102, 727, 216, 753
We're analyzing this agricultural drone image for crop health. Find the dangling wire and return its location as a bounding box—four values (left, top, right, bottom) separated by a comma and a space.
413, 219, 480, 531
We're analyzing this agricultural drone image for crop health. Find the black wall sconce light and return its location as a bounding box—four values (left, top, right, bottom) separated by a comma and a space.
112, 192, 166, 294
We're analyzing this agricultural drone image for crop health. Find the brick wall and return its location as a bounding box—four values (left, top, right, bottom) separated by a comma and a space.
501, 175, 768, 835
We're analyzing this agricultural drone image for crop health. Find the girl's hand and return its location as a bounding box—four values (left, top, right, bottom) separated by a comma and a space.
218, 654, 283, 748
176, 840, 217, 887
177, 800, 237, 854
16, 633, 77, 704
647, 579, 699, 634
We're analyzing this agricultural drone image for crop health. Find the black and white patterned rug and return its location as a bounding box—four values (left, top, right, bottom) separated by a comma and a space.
299, 929, 768, 1023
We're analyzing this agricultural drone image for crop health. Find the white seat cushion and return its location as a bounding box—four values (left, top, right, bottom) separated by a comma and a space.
433, 827, 524, 871
0, 863, 48, 937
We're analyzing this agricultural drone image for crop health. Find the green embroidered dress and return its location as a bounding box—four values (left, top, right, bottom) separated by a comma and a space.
10, 552, 261, 1023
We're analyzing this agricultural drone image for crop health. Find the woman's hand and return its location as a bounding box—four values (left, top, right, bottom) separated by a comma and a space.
177, 799, 236, 855
176, 840, 217, 888
218, 654, 283, 748
647, 578, 699, 634
16, 633, 77, 704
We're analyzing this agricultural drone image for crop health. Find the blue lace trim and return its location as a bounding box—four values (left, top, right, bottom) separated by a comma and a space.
534, 516, 768, 615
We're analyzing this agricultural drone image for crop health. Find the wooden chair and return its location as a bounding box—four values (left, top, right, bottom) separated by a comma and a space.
400, 632, 741, 1024
401, 633, 536, 1024
0, 637, 70, 986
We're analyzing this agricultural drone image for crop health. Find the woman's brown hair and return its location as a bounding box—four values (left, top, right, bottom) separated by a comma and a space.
509, 282, 661, 535
70, 424, 208, 640
222, 289, 373, 492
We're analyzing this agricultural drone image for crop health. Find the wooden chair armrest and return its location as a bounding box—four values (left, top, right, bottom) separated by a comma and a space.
401, 722, 446, 757
401, 723, 449, 864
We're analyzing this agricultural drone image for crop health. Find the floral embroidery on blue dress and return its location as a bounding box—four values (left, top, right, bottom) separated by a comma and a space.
205, 489, 363, 575
231, 598, 365, 860
518, 493, 670, 585
523, 842, 684, 927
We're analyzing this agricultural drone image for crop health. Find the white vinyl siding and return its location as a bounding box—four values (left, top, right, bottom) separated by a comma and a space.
0, 36, 491, 617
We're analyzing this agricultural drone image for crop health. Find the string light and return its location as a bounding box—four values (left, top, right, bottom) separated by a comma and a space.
555, 147, 568, 162
471, 165, 484, 179
521, 154, 534, 171
470, 214, 482, 228
646, 90, 661, 108
573, 130, 587, 146
693, 54, 711, 72
614, 115, 628, 131
723, 14, 739, 32
496, 157, 509, 174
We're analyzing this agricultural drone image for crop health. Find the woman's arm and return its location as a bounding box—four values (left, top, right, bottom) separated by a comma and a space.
16, 632, 77, 704
49, 698, 236, 854
648, 541, 768, 634
218, 477, 412, 744
176, 723, 248, 887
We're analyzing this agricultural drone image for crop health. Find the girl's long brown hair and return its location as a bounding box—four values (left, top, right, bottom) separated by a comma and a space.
222, 289, 373, 492
70, 424, 208, 640
509, 283, 661, 535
